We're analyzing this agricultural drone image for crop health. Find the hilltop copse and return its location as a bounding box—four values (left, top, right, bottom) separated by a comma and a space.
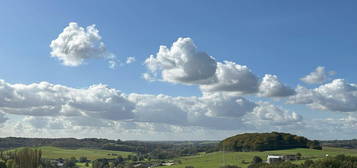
219, 132, 321, 152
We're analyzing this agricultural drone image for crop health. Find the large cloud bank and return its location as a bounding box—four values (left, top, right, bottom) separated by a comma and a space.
0, 79, 302, 133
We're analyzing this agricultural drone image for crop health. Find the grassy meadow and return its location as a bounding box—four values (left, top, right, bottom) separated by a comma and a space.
161, 147, 357, 168
9, 146, 133, 161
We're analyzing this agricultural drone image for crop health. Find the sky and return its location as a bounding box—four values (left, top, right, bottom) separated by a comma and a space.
0, 0, 356, 140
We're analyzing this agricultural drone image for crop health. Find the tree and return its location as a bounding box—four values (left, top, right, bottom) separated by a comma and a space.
296, 153, 302, 160
252, 156, 263, 164
13, 148, 42, 168
138, 155, 144, 161
127, 155, 132, 161
0, 161, 7, 168
131, 156, 138, 162
80, 156, 88, 163
92, 159, 109, 168
63, 157, 77, 168
303, 160, 314, 168
6, 160, 15, 168
116, 155, 124, 163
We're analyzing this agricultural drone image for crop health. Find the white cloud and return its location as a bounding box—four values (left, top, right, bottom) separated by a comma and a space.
300, 114, 357, 140
0, 79, 258, 130
301, 66, 335, 84
128, 93, 259, 129
142, 73, 156, 82
288, 79, 357, 112
201, 93, 256, 118
0, 78, 318, 139
244, 102, 302, 126
144, 37, 217, 84
0, 80, 135, 120
50, 22, 117, 68
200, 61, 259, 94
24, 116, 66, 129
129, 94, 188, 125
258, 74, 295, 97
144, 38, 294, 98
126, 57, 136, 64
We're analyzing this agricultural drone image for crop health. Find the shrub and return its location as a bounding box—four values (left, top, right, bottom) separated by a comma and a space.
252, 156, 263, 164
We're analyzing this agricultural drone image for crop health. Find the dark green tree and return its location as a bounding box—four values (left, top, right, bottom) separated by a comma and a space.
252, 156, 263, 164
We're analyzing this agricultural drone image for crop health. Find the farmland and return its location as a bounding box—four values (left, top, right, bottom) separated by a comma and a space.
161, 147, 357, 168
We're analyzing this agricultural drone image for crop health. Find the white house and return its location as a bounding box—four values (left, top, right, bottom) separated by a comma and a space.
267, 155, 283, 164
267, 154, 298, 164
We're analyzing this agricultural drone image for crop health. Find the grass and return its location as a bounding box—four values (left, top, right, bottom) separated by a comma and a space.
9, 146, 133, 161
76, 162, 92, 168
160, 147, 357, 168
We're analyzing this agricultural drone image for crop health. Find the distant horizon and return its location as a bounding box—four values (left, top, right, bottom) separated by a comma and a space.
0, 0, 356, 141
0, 131, 354, 142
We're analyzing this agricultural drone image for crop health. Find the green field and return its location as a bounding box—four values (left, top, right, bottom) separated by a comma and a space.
7, 146, 357, 168
161, 147, 357, 168
9, 146, 133, 161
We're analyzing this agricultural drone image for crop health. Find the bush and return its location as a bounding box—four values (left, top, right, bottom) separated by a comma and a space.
303, 160, 314, 168
252, 156, 263, 164
0, 161, 7, 168
79, 156, 88, 163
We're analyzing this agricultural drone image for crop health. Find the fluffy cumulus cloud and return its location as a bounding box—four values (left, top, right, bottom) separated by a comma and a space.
144, 37, 294, 98
50, 22, 117, 68
144, 37, 217, 84
288, 79, 357, 112
129, 94, 188, 125
244, 102, 302, 126
201, 93, 257, 118
0, 79, 135, 120
127, 92, 303, 131
200, 61, 259, 94
301, 66, 335, 84
258, 74, 295, 97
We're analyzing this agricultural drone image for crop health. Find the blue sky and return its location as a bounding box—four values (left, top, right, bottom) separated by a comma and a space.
0, 0, 356, 140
